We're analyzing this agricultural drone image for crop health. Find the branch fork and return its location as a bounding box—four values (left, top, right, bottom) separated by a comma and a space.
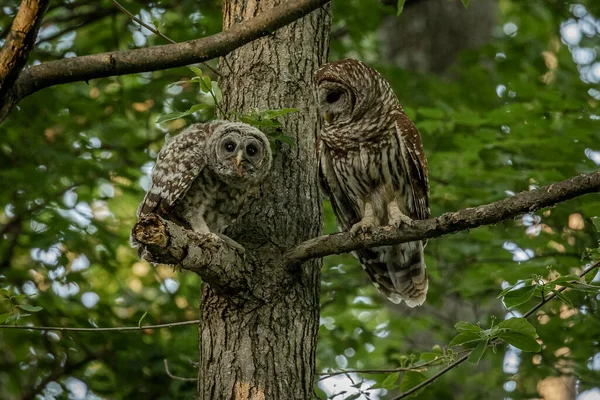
132, 214, 247, 293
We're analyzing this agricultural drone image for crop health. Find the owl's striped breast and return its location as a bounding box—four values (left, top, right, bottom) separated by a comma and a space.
322, 131, 414, 228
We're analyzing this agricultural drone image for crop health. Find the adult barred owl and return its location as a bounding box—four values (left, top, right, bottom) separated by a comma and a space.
315, 59, 430, 307
137, 120, 272, 248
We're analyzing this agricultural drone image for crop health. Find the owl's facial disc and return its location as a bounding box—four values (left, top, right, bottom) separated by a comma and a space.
216, 132, 242, 173
318, 82, 354, 124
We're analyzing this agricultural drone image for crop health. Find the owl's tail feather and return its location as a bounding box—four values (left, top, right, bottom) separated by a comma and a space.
356, 241, 428, 307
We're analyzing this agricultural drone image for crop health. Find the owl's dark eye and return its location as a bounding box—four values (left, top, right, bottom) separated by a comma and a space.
326, 91, 342, 104
224, 141, 236, 152
246, 144, 258, 157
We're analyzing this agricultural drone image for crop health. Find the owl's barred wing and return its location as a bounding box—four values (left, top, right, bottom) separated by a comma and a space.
355, 242, 428, 307
318, 145, 359, 230
395, 113, 430, 220
137, 121, 225, 217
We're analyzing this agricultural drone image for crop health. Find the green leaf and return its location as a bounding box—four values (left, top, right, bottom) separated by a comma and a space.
345, 393, 362, 400
497, 282, 520, 298
187, 104, 212, 114
496, 318, 537, 337
0, 313, 10, 324
551, 290, 574, 307
467, 339, 488, 365
189, 66, 203, 77
500, 332, 541, 352
200, 76, 213, 93
382, 372, 400, 388
449, 331, 481, 347
396, 0, 406, 16
502, 286, 536, 308
461, 0, 470, 8
399, 371, 427, 396
419, 352, 438, 362
560, 281, 600, 293
549, 275, 581, 284
17, 304, 43, 312
11, 294, 29, 302
591, 216, 600, 232
6, 313, 30, 324
138, 311, 148, 328
369, 371, 400, 390
454, 321, 481, 333
211, 82, 223, 104
156, 112, 189, 123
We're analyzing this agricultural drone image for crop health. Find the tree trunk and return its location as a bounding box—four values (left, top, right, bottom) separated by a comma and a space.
196, 1, 330, 399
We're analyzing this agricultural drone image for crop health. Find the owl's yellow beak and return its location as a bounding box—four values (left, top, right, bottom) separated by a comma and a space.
323, 112, 333, 123
233, 150, 244, 175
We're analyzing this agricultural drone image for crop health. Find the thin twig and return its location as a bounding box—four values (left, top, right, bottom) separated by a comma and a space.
163, 359, 197, 382
390, 260, 600, 400
0, 319, 199, 332
317, 357, 441, 381
109, 0, 221, 77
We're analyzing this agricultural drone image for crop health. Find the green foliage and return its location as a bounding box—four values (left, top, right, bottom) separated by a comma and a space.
396, 0, 406, 16
157, 67, 297, 150
1, 1, 600, 399
498, 273, 600, 309
448, 317, 541, 365
0, 286, 43, 325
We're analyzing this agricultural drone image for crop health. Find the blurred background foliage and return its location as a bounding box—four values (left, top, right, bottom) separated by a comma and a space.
0, 0, 599, 399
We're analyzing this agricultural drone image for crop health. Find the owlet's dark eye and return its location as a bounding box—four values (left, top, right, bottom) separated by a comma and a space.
326, 91, 342, 104
224, 141, 236, 152
246, 144, 258, 157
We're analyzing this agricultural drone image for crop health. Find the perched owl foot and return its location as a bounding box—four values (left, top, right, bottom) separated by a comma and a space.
388, 211, 414, 228
350, 216, 377, 235
387, 200, 414, 228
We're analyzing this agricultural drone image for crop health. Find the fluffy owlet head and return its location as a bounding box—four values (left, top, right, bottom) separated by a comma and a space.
207, 121, 272, 188
314, 59, 398, 127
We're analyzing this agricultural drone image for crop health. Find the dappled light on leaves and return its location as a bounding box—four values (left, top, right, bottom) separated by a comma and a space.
0, 0, 599, 399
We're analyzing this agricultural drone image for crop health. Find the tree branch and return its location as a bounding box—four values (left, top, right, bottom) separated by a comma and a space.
285, 171, 600, 266
131, 213, 248, 293
109, 0, 221, 77
0, 319, 199, 332
390, 260, 600, 399
0, 0, 331, 123
163, 359, 197, 382
0, 0, 50, 115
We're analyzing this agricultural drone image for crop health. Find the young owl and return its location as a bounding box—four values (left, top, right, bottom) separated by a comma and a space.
315, 59, 430, 307
137, 120, 272, 247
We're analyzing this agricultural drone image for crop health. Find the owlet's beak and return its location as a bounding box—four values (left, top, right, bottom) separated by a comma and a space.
323, 112, 333, 123
233, 150, 244, 176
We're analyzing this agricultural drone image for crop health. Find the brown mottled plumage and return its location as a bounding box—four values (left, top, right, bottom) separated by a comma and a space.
136, 120, 272, 247
315, 59, 430, 307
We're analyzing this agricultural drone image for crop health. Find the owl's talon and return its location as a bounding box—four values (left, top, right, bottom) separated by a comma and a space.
388, 213, 414, 228
350, 218, 377, 235
387, 200, 414, 228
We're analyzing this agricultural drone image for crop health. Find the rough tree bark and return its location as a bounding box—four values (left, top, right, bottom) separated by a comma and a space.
195, 1, 330, 399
